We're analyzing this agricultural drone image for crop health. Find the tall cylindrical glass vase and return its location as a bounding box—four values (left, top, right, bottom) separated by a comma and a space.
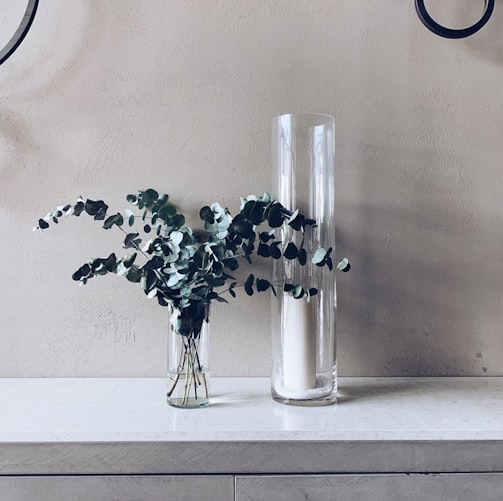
271, 113, 337, 406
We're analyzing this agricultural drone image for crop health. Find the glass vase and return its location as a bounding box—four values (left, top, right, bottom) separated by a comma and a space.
167, 302, 210, 408
271, 113, 337, 406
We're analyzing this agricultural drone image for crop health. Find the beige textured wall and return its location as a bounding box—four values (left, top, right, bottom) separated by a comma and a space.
1, 0, 502, 377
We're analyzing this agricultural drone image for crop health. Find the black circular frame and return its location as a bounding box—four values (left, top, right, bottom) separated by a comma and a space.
415, 0, 494, 39
0, 0, 39, 65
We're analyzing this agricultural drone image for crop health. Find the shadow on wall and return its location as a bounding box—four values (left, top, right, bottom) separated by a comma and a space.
0, 1, 112, 98
0, 1, 113, 186
465, 0, 503, 64
335, 1, 503, 377
338, 142, 502, 377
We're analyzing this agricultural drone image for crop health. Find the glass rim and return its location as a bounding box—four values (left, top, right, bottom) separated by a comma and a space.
272, 112, 335, 128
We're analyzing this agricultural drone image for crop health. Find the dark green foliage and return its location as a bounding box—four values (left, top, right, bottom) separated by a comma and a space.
123, 232, 141, 249
103, 213, 124, 230
266, 203, 284, 228
288, 212, 305, 231
38, 219, 49, 229
256, 278, 270, 292
336, 257, 351, 272
123, 253, 137, 268
36, 189, 349, 316
257, 243, 270, 258
283, 242, 298, 260
244, 273, 255, 296
84, 199, 108, 220
199, 206, 214, 224
298, 248, 307, 266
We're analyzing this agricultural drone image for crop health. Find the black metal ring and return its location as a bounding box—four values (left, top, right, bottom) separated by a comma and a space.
415, 0, 494, 39
0, 0, 39, 65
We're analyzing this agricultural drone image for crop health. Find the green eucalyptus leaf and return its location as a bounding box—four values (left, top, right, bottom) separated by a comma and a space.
123, 232, 140, 249
38, 219, 49, 229
288, 212, 305, 231
256, 278, 270, 292
103, 213, 123, 230
244, 273, 254, 296
159, 204, 177, 220
250, 202, 265, 225
199, 206, 214, 223
223, 257, 239, 271
259, 231, 274, 243
90, 258, 103, 272
75, 263, 91, 279
103, 253, 117, 272
241, 200, 255, 220
73, 201, 85, 216
171, 213, 185, 228
287, 209, 299, 223
270, 246, 281, 259
298, 248, 307, 265
230, 215, 254, 238
144, 255, 164, 270
145, 269, 157, 291
94, 209, 107, 221
85, 199, 108, 217
212, 261, 224, 277
158, 193, 169, 205
125, 266, 143, 283
284, 242, 298, 260
336, 257, 351, 272
293, 285, 304, 298
302, 218, 316, 229
257, 243, 270, 258
123, 252, 137, 268
141, 189, 158, 207
267, 203, 284, 228
312, 247, 327, 264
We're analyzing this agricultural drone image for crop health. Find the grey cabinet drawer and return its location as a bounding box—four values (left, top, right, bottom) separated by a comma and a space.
236, 473, 503, 501
0, 475, 234, 501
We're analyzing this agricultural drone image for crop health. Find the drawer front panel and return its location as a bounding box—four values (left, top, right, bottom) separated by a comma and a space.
236, 473, 503, 501
0, 475, 234, 501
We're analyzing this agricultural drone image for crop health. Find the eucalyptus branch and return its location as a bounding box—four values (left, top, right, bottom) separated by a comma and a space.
36, 188, 349, 312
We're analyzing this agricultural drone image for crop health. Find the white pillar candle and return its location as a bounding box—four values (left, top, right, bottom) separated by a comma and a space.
282, 295, 316, 392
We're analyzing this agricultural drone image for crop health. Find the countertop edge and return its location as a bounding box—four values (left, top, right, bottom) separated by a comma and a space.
2, 439, 503, 475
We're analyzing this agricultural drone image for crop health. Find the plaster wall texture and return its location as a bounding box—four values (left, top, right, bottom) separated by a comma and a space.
1, 1, 502, 377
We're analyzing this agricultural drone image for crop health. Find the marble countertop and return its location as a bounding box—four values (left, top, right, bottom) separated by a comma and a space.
1, 377, 503, 475
2, 377, 503, 442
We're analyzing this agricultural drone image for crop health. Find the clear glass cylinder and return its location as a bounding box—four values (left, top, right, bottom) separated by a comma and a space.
167, 302, 210, 408
271, 113, 337, 406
